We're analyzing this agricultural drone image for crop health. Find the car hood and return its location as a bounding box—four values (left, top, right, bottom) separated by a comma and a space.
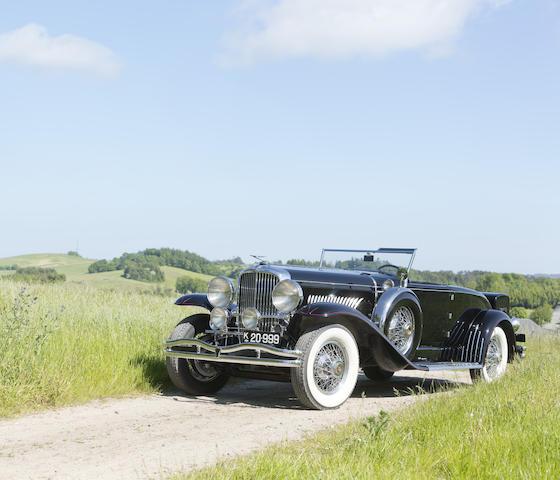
267, 264, 393, 288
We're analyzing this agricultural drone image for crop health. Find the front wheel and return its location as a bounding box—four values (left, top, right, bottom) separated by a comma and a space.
470, 326, 509, 383
166, 320, 229, 395
291, 325, 359, 410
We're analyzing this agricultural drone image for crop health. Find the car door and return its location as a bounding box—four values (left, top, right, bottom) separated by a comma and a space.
410, 284, 453, 347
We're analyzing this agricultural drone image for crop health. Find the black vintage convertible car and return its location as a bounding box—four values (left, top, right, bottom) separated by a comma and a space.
164, 248, 525, 409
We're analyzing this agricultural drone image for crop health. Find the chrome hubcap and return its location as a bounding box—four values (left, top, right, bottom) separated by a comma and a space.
387, 305, 415, 354
313, 342, 346, 394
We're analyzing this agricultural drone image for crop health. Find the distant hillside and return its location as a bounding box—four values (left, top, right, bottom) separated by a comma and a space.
3, 251, 559, 314
88, 248, 244, 279
0, 253, 213, 293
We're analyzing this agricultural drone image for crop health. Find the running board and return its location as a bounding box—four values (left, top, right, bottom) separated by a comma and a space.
409, 361, 483, 372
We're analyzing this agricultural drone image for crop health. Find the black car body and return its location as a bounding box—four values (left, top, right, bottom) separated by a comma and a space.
165, 248, 525, 409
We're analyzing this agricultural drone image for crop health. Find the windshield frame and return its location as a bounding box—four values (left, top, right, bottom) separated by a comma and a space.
318, 248, 417, 274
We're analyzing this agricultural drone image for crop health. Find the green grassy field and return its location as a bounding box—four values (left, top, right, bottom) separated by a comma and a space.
0, 278, 201, 417
0, 253, 212, 417
0, 253, 212, 293
180, 337, 560, 480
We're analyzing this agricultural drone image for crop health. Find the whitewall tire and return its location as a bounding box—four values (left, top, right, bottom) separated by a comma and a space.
291, 325, 359, 410
470, 326, 509, 383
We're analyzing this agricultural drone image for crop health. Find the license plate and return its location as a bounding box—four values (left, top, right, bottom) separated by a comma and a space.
243, 332, 281, 345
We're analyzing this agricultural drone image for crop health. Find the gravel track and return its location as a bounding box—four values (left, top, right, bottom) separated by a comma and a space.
0, 371, 469, 480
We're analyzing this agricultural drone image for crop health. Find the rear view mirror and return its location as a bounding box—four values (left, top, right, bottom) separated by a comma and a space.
363, 254, 374, 262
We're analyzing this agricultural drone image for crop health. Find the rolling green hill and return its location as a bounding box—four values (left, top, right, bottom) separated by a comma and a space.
0, 253, 212, 293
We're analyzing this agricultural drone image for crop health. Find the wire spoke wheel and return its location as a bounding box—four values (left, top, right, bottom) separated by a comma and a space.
291, 325, 359, 410
483, 327, 508, 381
313, 342, 347, 394
470, 326, 509, 383
386, 305, 415, 355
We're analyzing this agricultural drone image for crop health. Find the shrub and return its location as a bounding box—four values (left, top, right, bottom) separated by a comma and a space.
510, 306, 530, 319
11, 267, 65, 284
67, 251, 81, 257
88, 259, 118, 273
123, 258, 164, 283
0, 264, 17, 271
176, 276, 209, 294
531, 304, 553, 326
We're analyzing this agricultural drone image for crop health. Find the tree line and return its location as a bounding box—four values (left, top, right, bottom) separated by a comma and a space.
86, 250, 560, 323
88, 248, 244, 283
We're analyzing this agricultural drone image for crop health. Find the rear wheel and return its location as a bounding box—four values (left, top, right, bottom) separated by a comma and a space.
166, 320, 229, 395
470, 326, 508, 383
383, 301, 419, 358
291, 325, 359, 410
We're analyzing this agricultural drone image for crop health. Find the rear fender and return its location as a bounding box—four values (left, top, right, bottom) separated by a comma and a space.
371, 287, 423, 334
291, 302, 415, 373
441, 309, 516, 363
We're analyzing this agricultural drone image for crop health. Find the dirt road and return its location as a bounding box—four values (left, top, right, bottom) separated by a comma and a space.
0, 371, 470, 480
542, 305, 560, 333
552, 305, 560, 326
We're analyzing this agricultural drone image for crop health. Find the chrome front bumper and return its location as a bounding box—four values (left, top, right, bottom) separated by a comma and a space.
164, 338, 303, 368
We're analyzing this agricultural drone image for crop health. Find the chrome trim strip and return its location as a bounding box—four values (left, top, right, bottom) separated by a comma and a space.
297, 279, 376, 288
412, 361, 482, 372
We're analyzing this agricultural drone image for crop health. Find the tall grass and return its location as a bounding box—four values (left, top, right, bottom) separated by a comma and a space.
0, 280, 186, 417
181, 337, 560, 480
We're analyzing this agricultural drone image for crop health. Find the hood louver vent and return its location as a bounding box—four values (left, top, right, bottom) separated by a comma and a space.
307, 295, 364, 310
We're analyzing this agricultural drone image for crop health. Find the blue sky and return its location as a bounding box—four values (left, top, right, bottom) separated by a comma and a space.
0, 0, 559, 274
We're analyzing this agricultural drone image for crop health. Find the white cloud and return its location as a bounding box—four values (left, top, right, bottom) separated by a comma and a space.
225, 0, 511, 64
0, 24, 121, 77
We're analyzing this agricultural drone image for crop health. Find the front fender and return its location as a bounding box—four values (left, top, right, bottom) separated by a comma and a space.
175, 293, 212, 310
291, 302, 415, 373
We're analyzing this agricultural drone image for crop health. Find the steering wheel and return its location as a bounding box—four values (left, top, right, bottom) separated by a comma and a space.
377, 264, 401, 275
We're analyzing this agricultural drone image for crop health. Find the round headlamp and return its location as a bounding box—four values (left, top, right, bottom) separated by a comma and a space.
241, 307, 260, 330
272, 279, 303, 314
207, 276, 234, 308
382, 279, 395, 291
209, 307, 229, 331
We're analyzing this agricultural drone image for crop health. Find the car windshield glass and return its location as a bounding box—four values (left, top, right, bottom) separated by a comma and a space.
319, 249, 416, 275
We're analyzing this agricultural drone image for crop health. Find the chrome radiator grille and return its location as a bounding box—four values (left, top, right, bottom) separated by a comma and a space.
238, 271, 280, 332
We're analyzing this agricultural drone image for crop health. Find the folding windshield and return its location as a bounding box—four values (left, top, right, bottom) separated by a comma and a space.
319, 248, 416, 276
